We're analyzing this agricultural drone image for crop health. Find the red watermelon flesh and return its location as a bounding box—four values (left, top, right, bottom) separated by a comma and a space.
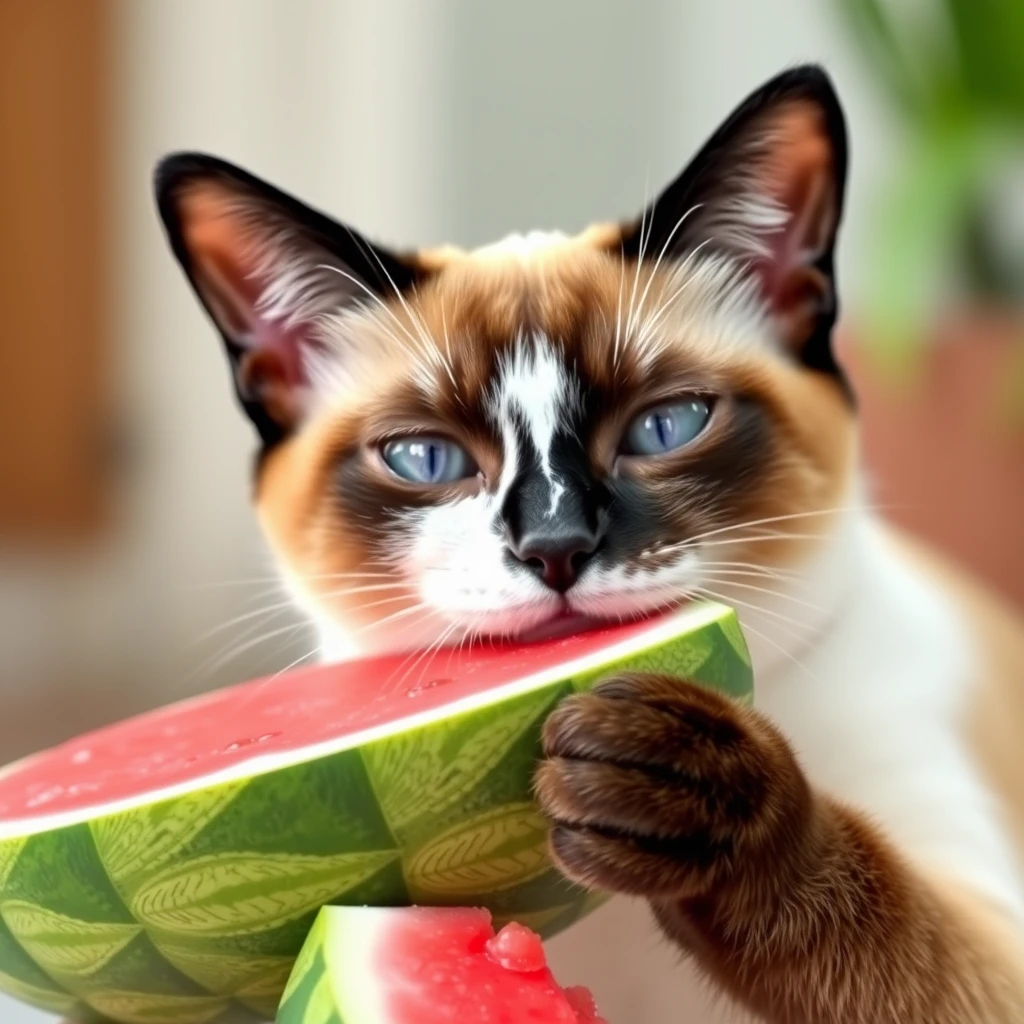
277, 905, 608, 1024
388, 911, 606, 1024
0, 603, 748, 1024
0, 607, 728, 830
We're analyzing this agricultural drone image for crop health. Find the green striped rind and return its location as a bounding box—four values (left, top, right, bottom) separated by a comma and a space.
0, 603, 751, 1023
276, 907, 387, 1024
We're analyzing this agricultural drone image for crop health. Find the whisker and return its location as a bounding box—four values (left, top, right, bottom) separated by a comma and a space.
719, 614, 821, 684
629, 203, 702, 345
698, 575, 825, 615
690, 586, 819, 641
683, 505, 880, 548
189, 620, 311, 685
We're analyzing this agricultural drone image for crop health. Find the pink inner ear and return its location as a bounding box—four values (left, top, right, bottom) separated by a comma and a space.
180, 186, 313, 389
749, 105, 836, 308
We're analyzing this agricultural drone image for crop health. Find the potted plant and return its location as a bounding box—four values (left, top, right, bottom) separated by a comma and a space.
833, 0, 1024, 606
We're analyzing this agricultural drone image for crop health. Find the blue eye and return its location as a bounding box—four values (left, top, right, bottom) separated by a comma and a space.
623, 398, 712, 456
382, 436, 475, 484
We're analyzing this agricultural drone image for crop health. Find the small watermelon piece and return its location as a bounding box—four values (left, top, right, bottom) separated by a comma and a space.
276, 905, 608, 1024
0, 602, 750, 1023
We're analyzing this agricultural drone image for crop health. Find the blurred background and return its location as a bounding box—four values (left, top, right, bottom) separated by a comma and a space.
0, 4, 1021, 1016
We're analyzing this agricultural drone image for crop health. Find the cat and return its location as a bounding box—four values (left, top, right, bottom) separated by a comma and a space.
153, 65, 1024, 1023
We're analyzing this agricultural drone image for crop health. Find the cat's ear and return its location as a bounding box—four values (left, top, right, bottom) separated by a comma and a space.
623, 65, 848, 376
155, 154, 424, 445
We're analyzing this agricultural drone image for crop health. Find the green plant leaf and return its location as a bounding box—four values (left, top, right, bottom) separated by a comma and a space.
861, 122, 982, 376
833, 0, 932, 116
943, 0, 1024, 118
0, 901, 140, 978
85, 991, 230, 1024
131, 850, 396, 937
405, 802, 550, 900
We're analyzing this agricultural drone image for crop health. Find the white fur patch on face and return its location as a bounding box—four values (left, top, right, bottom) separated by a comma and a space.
400, 493, 561, 644
488, 333, 579, 518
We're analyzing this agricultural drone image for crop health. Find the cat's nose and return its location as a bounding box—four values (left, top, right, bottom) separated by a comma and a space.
509, 529, 600, 593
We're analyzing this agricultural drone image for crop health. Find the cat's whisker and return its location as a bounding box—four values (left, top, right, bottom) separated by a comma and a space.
439, 294, 464, 406
690, 585, 825, 664
316, 262, 425, 358
636, 237, 713, 344
192, 583, 408, 646
629, 203, 703, 354
698, 575, 826, 614
698, 562, 808, 586
690, 585, 821, 641
713, 610, 821, 684
192, 570, 400, 590
388, 617, 463, 695
622, 175, 653, 348
612, 238, 627, 368
681, 503, 883, 548
189, 619, 312, 685
350, 601, 439, 637
270, 644, 323, 680
338, 230, 451, 387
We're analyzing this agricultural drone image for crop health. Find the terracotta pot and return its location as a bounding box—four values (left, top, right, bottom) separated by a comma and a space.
837, 312, 1024, 609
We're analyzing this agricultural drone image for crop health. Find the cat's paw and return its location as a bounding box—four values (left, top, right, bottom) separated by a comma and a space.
534, 672, 812, 900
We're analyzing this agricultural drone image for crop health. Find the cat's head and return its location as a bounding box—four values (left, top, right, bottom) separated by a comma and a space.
156, 65, 855, 656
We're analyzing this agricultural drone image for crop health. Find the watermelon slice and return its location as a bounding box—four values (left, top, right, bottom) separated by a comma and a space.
0, 602, 750, 1023
276, 905, 607, 1024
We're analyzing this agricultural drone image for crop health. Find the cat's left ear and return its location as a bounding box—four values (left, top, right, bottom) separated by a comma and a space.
622, 65, 848, 376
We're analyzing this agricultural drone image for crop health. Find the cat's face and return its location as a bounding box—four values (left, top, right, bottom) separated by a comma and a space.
157, 66, 856, 656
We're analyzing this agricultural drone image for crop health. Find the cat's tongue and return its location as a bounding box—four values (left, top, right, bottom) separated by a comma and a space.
517, 612, 619, 645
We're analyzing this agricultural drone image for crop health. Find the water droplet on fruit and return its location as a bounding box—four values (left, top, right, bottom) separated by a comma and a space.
26, 785, 64, 809
485, 923, 546, 973
407, 677, 456, 697
223, 731, 281, 753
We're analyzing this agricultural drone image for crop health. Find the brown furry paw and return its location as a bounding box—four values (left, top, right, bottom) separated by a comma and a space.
534, 672, 812, 900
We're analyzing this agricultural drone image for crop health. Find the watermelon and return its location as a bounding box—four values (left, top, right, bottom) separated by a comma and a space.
0, 602, 750, 1023
276, 905, 607, 1024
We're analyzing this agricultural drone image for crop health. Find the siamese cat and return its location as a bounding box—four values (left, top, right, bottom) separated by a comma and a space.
155, 66, 1024, 1022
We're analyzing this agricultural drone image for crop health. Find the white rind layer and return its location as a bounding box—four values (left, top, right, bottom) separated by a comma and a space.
0, 602, 726, 842
323, 907, 397, 1024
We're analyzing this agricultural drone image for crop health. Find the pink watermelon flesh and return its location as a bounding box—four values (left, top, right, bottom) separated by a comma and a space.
0, 614, 667, 826
384, 908, 606, 1024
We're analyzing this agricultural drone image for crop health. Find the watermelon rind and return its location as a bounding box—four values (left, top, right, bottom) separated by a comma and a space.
275, 907, 381, 1024
0, 602, 751, 1023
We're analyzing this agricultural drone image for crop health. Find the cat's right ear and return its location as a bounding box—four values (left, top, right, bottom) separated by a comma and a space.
155, 154, 424, 446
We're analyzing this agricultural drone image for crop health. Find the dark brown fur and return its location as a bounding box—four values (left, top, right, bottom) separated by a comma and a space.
536, 674, 1024, 1022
